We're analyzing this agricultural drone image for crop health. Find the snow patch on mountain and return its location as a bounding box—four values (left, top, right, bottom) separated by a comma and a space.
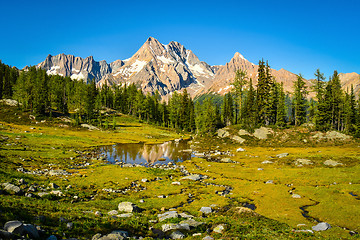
71, 72, 85, 80
157, 56, 175, 65
46, 66, 61, 75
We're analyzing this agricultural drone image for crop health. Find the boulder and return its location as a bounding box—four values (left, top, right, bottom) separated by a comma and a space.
203, 236, 214, 240
49, 183, 59, 189
49, 169, 70, 176
171, 182, 181, 185
169, 231, 185, 239
0, 229, 16, 239
238, 129, 251, 136
180, 219, 203, 228
295, 159, 313, 166
217, 128, 230, 138
261, 160, 273, 164
3, 183, 22, 195
312, 222, 331, 231
47, 235, 58, 240
231, 135, 245, 144
180, 174, 203, 181
118, 213, 132, 218
236, 148, 245, 152
292, 194, 301, 199
323, 159, 343, 167
118, 202, 141, 213
220, 158, 232, 163
162, 223, 190, 232
4, 220, 24, 235
200, 207, 212, 215
265, 180, 274, 184
276, 153, 289, 158
158, 211, 179, 221
108, 210, 119, 216
23, 224, 40, 238
97, 230, 129, 240
179, 212, 194, 219
253, 127, 272, 139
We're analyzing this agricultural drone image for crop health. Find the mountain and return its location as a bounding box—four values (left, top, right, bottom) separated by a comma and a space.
99, 37, 215, 96
36, 53, 123, 83
204, 52, 313, 95
35, 37, 358, 98
339, 72, 360, 95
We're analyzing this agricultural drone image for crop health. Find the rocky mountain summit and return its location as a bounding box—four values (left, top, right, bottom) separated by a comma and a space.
36, 37, 359, 97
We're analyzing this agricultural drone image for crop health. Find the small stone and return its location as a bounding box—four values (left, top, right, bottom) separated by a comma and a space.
203, 236, 214, 240
158, 211, 179, 221
292, 194, 301, 199
213, 224, 225, 233
261, 160, 273, 164
158, 195, 167, 198
276, 153, 289, 158
95, 211, 103, 217
180, 219, 203, 228
91, 233, 102, 240
257, 168, 264, 171
179, 212, 194, 219
294, 229, 314, 233
118, 202, 141, 213
118, 213, 133, 218
265, 180, 274, 184
171, 182, 181, 185
139, 199, 145, 203
200, 207, 212, 214
236, 148, 245, 152
141, 179, 149, 183
49, 183, 59, 189
323, 159, 343, 167
3, 183, 22, 195
312, 222, 331, 231
162, 223, 190, 232
180, 174, 203, 181
220, 158, 232, 163
66, 222, 74, 230
108, 210, 119, 215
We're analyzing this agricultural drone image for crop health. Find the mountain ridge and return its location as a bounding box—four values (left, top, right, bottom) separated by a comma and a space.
34, 37, 360, 97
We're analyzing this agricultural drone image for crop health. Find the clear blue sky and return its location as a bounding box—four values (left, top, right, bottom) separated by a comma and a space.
0, 0, 359, 79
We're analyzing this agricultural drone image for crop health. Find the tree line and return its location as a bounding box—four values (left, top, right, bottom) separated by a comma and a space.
0, 60, 359, 136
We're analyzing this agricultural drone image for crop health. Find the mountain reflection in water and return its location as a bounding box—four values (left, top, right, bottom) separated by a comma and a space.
99, 140, 192, 165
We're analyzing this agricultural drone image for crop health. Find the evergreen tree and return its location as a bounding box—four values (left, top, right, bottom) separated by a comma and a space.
293, 74, 308, 126
242, 78, 257, 130
232, 69, 248, 123
328, 71, 344, 131
222, 93, 234, 126
256, 60, 273, 125
276, 82, 287, 128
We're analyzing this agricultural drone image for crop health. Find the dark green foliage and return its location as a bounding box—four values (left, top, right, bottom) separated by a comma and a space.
276, 83, 287, 128
256, 60, 273, 125
241, 78, 257, 130
232, 69, 248, 123
222, 93, 234, 126
293, 74, 308, 126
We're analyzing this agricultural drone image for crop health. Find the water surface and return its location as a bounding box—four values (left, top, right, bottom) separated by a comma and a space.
99, 140, 193, 165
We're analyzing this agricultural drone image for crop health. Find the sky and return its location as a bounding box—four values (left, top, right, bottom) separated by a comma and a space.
0, 0, 359, 79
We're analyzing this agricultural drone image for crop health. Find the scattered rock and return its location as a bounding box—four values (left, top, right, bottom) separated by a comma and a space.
141, 179, 149, 183
220, 158, 232, 163
108, 210, 119, 216
213, 224, 225, 233
38, 192, 50, 197
257, 168, 263, 171
49, 169, 71, 176
236, 148, 245, 152
179, 219, 203, 229
118, 202, 141, 213
312, 222, 331, 231
158, 195, 167, 198
66, 222, 74, 230
139, 199, 145, 203
49, 183, 59, 189
4, 220, 24, 235
323, 159, 343, 167
162, 223, 190, 232
276, 153, 289, 158
217, 128, 230, 138
231, 135, 245, 144
3, 183, 22, 195
118, 213, 133, 218
295, 159, 313, 166
171, 182, 181, 185
236, 207, 258, 215
203, 236, 214, 240
97, 230, 129, 240
253, 127, 272, 139
169, 230, 185, 239
95, 211, 103, 217
261, 160, 273, 164
81, 124, 100, 131
200, 207, 212, 215
294, 229, 314, 234
238, 129, 251, 136
180, 174, 204, 181
179, 212, 194, 219
158, 211, 179, 221
265, 180, 274, 184
50, 190, 63, 196
292, 194, 301, 199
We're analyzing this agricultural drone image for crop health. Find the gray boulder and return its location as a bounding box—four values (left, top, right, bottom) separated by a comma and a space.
180, 219, 203, 228
220, 158, 232, 163
323, 159, 343, 167
276, 153, 289, 158
162, 223, 190, 232
231, 135, 245, 144
180, 174, 204, 181
4, 220, 24, 235
217, 128, 230, 138
213, 224, 225, 233
169, 231, 185, 239
253, 127, 272, 139
3, 183, 22, 195
312, 222, 331, 231
118, 202, 141, 213
200, 207, 212, 215
97, 230, 129, 240
23, 224, 40, 239
203, 236, 214, 240
0, 229, 16, 239
108, 210, 119, 216
158, 211, 179, 221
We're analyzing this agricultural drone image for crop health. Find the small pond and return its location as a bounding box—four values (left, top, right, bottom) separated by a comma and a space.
98, 140, 194, 165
